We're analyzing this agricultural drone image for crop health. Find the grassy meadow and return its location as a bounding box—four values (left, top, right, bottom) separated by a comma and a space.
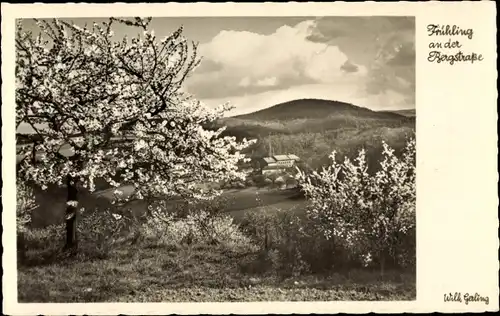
18, 186, 415, 303
18, 243, 415, 302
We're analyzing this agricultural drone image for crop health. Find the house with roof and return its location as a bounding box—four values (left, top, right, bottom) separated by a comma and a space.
257, 154, 300, 175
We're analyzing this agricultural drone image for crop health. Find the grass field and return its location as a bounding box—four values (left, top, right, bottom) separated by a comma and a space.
18, 242, 416, 302
17, 184, 415, 303
17, 186, 415, 303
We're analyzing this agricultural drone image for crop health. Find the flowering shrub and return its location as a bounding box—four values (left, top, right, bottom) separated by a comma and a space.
17, 180, 38, 262
77, 208, 134, 256
15, 17, 255, 250
140, 207, 257, 253
19, 208, 131, 249
16, 180, 37, 234
296, 137, 416, 272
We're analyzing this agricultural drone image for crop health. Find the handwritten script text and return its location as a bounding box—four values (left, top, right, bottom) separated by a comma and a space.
427, 24, 483, 65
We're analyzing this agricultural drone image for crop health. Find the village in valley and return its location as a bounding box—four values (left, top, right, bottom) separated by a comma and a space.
234, 144, 302, 191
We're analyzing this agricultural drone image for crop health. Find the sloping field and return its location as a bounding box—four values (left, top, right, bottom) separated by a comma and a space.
28, 184, 304, 228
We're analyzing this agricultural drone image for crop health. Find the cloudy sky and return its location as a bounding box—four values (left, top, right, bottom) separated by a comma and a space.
19, 16, 415, 117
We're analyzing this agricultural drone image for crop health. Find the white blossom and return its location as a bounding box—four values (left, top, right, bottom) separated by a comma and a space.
66, 200, 79, 207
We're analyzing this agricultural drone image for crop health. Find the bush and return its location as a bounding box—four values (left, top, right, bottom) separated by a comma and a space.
235, 181, 246, 189
18, 204, 135, 263
16, 180, 37, 233
252, 174, 267, 187
275, 176, 286, 188
139, 202, 258, 253
17, 180, 38, 261
284, 176, 298, 189
240, 209, 308, 276
77, 208, 135, 258
240, 207, 372, 276
296, 137, 416, 274
220, 179, 248, 190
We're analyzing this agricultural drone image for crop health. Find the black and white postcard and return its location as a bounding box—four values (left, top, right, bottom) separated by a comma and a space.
2, 2, 498, 315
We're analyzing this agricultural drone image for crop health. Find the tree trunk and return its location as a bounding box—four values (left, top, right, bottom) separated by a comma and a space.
379, 248, 390, 279
64, 175, 78, 253
17, 233, 27, 264
380, 255, 385, 279
264, 226, 269, 251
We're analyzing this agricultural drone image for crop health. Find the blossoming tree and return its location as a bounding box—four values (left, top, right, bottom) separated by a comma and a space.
16, 17, 254, 252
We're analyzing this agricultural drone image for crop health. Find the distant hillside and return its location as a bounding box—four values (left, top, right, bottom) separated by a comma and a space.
214, 99, 413, 140
213, 98, 416, 170
380, 109, 416, 117
234, 98, 407, 121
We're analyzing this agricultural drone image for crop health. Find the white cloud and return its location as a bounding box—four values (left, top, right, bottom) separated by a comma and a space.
187, 18, 414, 112
188, 20, 366, 98
238, 77, 251, 87
238, 76, 278, 88
255, 77, 278, 87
